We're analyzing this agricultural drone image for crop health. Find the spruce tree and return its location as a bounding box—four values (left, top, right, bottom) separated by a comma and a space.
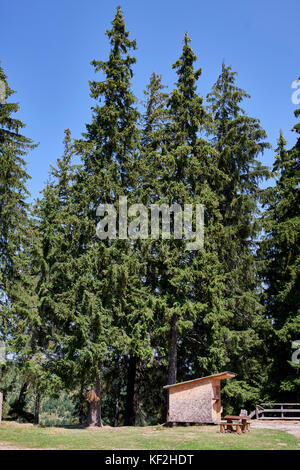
260, 102, 300, 400
6, 129, 76, 424
162, 34, 226, 389
138, 35, 224, 404
66, 7, 153, 426
0, 64, 34, 306
204, 63, 272, 409
133, 72, 170, 422
0, 65, 37, 419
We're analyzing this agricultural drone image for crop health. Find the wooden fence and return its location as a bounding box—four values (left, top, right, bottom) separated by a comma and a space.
249, 403, 300, 420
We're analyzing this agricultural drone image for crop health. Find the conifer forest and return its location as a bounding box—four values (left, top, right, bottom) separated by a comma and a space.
0, 5, 299, 427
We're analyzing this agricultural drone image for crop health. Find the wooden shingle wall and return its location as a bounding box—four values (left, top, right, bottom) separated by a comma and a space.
168, 379, 213, 423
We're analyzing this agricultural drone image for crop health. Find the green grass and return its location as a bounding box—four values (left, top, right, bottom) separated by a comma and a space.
0, 421, 299, 450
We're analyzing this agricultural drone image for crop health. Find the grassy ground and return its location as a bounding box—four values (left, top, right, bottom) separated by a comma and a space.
0, 421, 299, 450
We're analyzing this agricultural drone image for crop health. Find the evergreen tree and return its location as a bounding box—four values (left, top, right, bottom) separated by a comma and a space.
161, 34, 225, 390
130, 72, 170, 423
0, 65, 37, 419
2, 12, 295, 426
0, 64, 34, 311
66, 6, 152, 426
138, 36, 225, 413
260, 100, 300, 400
7, 129, 76, 425
203, 63, 272, 409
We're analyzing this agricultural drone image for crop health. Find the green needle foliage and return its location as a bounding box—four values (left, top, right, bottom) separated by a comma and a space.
138, 35, 225, 407
204, 63, 272, 409
0, 65, 35, 305
64, 6, 152, 426
260, 99, 300, 400
0, 65, 38, 421
1, 9, 298, 426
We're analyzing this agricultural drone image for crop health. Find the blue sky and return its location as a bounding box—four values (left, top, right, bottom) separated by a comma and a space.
1, 0, 299, 200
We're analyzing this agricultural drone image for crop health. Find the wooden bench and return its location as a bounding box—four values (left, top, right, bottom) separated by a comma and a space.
219, 415, 251, 434
219, 420, 243, 434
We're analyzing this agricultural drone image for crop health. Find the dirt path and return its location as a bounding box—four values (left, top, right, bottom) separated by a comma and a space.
251, 420, 300, 438
0, 441, 55, 450
0, 441, 31, 450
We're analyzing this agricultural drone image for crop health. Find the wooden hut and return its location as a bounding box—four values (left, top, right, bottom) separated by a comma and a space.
163, 371, 236, 424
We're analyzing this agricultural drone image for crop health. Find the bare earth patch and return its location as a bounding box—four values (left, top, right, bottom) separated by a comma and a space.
0, 442, 23, 450
251, 420, 300, 438
0, 441, 55, 450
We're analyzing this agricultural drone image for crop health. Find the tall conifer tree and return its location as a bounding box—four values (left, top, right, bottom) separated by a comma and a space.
0, 64, 34, 306
139, 36, 224, 402
204, 63, 271, 408
70, 7, 152, 426
0, 65, 37, 419
260, 100, 300, 400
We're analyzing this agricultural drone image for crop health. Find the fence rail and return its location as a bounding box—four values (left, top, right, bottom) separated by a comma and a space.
249, 403, 300, 420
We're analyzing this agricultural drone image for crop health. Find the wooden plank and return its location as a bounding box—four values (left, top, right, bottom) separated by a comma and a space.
224, 415, 248, 420
257, 417, 300, 420
260, 403, 300, 406
225, 423, 243, 427
249, 403, 300, 420
251, 410, 255, 419
257, 409, 300, 413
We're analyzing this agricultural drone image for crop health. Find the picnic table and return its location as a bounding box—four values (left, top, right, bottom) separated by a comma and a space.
219, 415, 250, 434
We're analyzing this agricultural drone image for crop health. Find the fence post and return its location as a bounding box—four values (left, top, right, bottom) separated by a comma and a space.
255, 406, 258, 420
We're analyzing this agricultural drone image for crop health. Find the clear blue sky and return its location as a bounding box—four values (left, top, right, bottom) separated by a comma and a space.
1, 0, 299, 200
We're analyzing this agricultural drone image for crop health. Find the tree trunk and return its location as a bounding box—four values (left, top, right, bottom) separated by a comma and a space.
114, 395, 120, 427
78, 383, 86, 425
114, 380, 121, 427
87, 364, 102, 427
16, 381, 28, 415
124, 355, 137, 426
166, 314, 177, 422
34, 390, 40, 425
168, 314, 177, 385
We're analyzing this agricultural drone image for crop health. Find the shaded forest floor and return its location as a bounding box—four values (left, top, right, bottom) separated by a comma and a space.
0, 421, 299, 450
